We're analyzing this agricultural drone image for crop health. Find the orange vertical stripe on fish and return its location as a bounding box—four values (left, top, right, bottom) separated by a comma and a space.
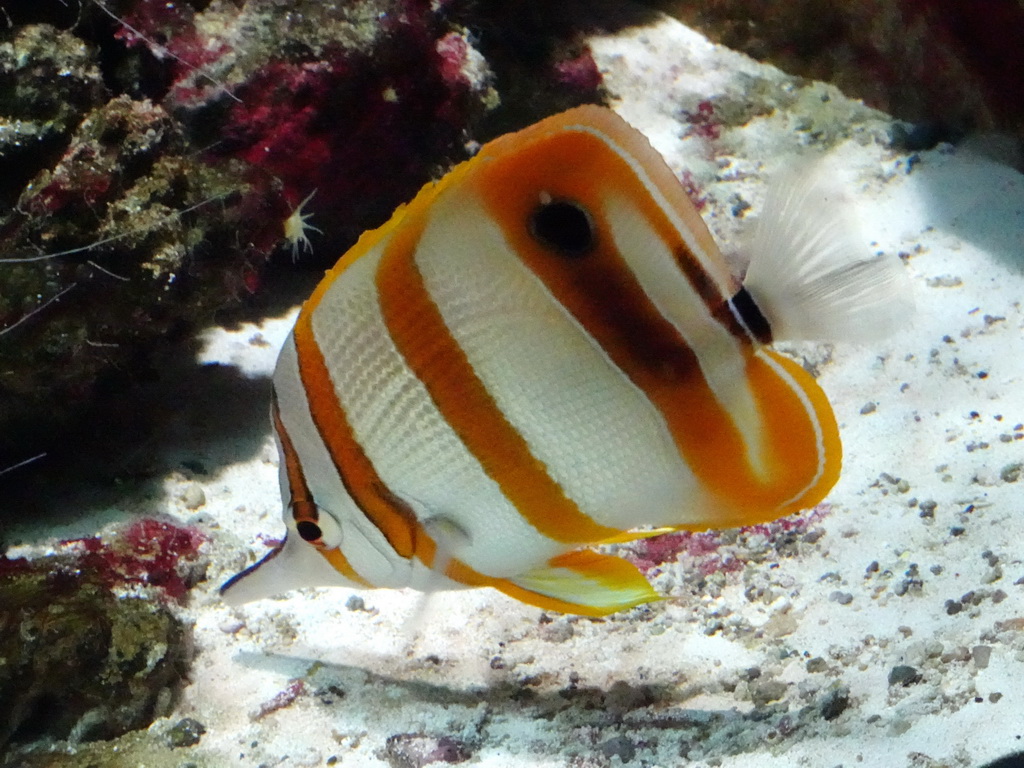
375, 210, 622, 545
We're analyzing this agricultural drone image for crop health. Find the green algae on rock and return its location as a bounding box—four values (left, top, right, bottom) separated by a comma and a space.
0, 519, 207, 760
0, 24, 108, 210
0, 84, 243, 476
8, 726, 212, 768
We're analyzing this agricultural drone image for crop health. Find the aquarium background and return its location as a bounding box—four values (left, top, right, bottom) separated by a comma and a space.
1, 2, 1023, 766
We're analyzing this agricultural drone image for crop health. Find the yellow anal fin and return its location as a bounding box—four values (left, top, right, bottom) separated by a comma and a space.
493, 550, 660, 617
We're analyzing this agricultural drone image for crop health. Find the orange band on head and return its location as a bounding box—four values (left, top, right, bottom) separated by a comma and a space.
292, 284, 420, 559
270, 395, 372, 586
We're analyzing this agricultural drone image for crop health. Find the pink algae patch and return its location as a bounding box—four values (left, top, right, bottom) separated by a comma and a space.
251, 679, 306, 721
679, 169, 707, 211
685, 99, 722, 142
552, 49, 603, 92
436, 32, 471, 86
624, 504, 832, 576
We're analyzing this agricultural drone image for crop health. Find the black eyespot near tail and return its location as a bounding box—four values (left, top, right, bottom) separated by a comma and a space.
728, 286, 773, 344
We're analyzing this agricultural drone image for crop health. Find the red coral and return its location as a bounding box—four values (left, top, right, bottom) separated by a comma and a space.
220, 59, 337, 192
112, 0, 196, 50
240, 266, 262, 295
63, 518, 208, 601
626, 530, 742, 576
0, 556, 35, 579
24, 96, 177, 218
210, 22, 479, 267
33, 157, 113, 214
76, 1, 485, 274
112, 0, 232, 104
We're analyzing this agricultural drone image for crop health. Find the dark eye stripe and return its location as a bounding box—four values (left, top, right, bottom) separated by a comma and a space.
529, 199, 596, 256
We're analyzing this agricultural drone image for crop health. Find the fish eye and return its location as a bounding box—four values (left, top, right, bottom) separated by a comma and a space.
296, 520, 322, 542
294, 508, 344, 549
529, 198, 596, 256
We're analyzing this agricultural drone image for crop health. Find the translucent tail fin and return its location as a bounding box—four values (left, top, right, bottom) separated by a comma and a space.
741, 162, 914, 343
